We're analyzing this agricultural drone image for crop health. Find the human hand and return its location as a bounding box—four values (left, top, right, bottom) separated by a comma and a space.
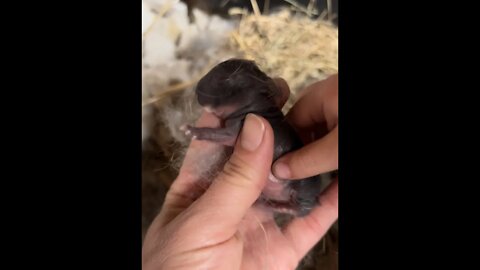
273, 74, 338, 180
142, 103, 338, 269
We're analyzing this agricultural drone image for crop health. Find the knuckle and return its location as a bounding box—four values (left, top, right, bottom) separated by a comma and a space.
220, 155, 258, 189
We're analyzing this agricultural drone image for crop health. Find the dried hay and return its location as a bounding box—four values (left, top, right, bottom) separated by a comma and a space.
229, 2, 338, 112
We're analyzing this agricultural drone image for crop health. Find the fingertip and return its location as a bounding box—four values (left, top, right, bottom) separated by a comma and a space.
272, 77, 290, 108
272, 160, 292, 179
273, 77, 290, 93
239, 114, 266, 152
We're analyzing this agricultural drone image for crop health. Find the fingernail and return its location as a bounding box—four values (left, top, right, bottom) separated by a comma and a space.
273, 162, 291, 179
240, 114, 265, 151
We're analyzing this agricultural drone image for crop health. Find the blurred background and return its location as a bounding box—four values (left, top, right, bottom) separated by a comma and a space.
142, 1, 338, 269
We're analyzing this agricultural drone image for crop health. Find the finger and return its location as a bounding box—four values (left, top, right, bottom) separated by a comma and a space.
272, 77, 290, 109
286, 74, 338, 130
272, 126, 338, 179
282, 178, 338, 258
183, 114, 274, 240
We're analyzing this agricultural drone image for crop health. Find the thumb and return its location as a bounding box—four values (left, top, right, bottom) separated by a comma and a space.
187, 113, 274, 233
